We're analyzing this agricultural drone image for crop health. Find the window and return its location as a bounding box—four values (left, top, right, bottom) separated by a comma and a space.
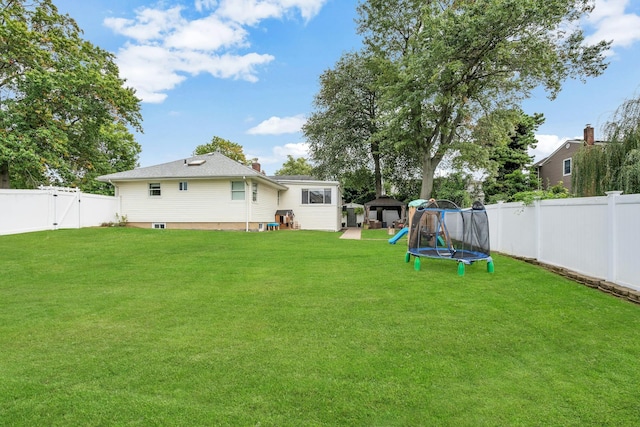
231, 181, 245, 200
149, 183, 161, 196
302, 188, 332, 204
179, 181, 188, 191
563, 158, 572, 176
252, 182, 258, 202
152, 223, 166, 229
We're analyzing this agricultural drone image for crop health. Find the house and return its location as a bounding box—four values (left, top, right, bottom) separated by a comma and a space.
97, 152, 342, 231
534, 124, 604, 192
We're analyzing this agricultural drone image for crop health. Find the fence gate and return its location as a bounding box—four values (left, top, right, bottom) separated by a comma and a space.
40, 186, 81, 230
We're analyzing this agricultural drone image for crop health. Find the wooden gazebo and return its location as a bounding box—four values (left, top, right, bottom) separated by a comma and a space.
364, 196, 407, 229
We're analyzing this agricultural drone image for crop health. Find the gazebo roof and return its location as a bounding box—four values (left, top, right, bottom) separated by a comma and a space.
364, 196, 406, 207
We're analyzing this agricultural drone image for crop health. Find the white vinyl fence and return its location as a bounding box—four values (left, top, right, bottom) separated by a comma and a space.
0, 187, 119, 236
486, 191, 640, 291
3, 188, 639, 290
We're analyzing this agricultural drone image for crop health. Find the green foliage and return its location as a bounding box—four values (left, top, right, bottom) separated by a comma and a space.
100, 213, 128, 227
274, 155, 314, 176
303, 52, 387, 197
357, 0, 609, 198
340, 168, 378, 204
512, 182, 571, 205
432, 172, 476, 208
572, 144, 607, 196
573, 95, 640, 196
0, 0, 142, 191
193, 136, 247, 164
2, 228, 640, 425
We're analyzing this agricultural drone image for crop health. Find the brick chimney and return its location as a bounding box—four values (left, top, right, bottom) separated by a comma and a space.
251, 162, 261, 172
584, 124, 595, 146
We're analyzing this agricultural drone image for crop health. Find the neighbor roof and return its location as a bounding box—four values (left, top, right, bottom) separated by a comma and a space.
97, 152, 287, 189
534, 139, 606, 168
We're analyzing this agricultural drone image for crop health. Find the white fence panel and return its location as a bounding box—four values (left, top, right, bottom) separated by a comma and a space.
487, 192, 639, 291
487, 202, 538, 258
0, 188, 119, 236
54, 191, 80, 229
0, 190, 51, 235
79, 194, 120, 228
538, 197, 609, 279
615, 194, 640, 289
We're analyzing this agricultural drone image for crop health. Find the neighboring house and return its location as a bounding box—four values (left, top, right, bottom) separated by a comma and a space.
97, 152, 341, 231
534, 124, 604, 192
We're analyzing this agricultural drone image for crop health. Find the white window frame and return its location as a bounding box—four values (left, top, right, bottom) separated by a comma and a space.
231, 181, 245, 200
302, 188, 332, 205
179, 181, 188, 191
152, 223, 166, 229
252, 182, 258, 202
149, 183, 161, 197
563, 158, 572, 176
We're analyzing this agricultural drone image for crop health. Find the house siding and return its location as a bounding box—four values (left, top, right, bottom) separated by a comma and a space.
248, 179, 280, 224
116, 178, 298, 230
117, 179, 248, 224
537, 142, 582, 191
277, 181, 341, 231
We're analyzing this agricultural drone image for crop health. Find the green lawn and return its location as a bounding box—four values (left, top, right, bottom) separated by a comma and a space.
1, 228, 639, 426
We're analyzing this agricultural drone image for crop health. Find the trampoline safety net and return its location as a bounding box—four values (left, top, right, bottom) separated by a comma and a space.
408, 199, 490, 261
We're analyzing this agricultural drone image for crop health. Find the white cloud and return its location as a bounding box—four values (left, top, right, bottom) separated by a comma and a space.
247, 114, 307, 134
530, 134, 575, 163
216, 0, 327, 25
115, 44, 186, 103
194, 0, 218, 13
164, 15, 247, 51
585, 0, 640, 50
104, 7, 184, 42
273, 142, 310, 158
104, 1, 328, 103
249, 142, 310, 173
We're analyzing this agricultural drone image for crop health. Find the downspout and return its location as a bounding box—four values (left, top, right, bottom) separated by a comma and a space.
109, 180, 121, 220
244, 176, 249, 232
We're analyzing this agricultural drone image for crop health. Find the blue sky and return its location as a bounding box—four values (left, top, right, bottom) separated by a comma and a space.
53, 0, 640, 175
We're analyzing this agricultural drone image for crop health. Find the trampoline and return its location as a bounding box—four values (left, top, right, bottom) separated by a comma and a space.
405, 199, 493, 275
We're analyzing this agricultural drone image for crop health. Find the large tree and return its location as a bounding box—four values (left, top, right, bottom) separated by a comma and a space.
357, 0, 610, 198
194, 136, 247, 164
0, 0, 142, 191
573, 95, 640, 196
303, 51, 387, 197
481, 110, 545, 203
274, 155, 314, 176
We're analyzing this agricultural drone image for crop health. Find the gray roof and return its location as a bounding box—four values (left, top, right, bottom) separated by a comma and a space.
97, 152, 287, 189
534, 139, 607, 167
270, 175, 318, 181
364, 196, 406, 207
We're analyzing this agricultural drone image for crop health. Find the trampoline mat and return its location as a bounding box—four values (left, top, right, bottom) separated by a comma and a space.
409, 247, 490, 261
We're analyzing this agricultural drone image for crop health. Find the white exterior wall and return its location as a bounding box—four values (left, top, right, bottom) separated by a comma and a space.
249, 179, 280, 223
487, 193, 640, 291
116, 178, 283, 226
278, 181, 341, 231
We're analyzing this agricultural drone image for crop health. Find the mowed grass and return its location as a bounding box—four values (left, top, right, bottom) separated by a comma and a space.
1, 228, 639, 426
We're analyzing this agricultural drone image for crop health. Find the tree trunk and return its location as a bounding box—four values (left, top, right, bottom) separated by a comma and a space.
419, 155, 439, 199
372, 142, 383, 197
0, 162, 9, 189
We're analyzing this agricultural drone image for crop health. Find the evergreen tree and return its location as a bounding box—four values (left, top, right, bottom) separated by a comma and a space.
482, 111, 544, 203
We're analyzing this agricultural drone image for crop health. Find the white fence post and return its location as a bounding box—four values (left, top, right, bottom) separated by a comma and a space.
535, 198, 542, 261
606, 191, 622, 283
496, 201, 504, 253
